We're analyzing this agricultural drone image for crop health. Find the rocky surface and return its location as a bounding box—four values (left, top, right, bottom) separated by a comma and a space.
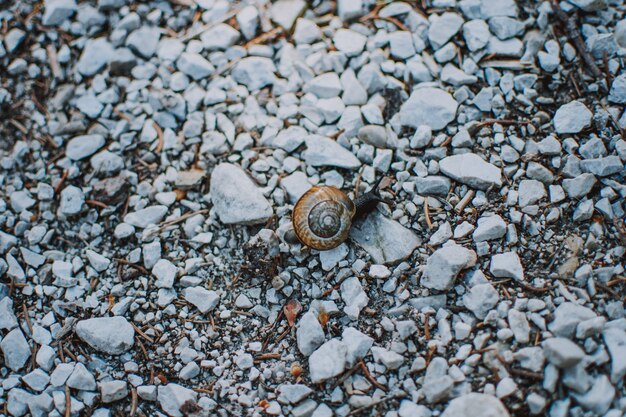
0, 0, 625, 416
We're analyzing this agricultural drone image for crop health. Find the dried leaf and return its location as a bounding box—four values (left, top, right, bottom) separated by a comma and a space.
174, 189, 187, 201
318, 310, 329, 327
291, 363, 302, 378
284, 299, 302, 327
258, 399, 270, 409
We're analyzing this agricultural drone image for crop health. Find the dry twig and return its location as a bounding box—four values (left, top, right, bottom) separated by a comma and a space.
359, 361, 387, 392
550, 3, 603, 79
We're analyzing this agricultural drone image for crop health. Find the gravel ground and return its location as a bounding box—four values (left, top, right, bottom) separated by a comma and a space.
1, 0, 626, 416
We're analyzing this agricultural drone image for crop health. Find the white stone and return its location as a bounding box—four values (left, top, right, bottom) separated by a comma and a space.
398, 88, 458, 130
553, 101, 592, 134
66, 134, 105, 160
75, 316, 134, 355
422, 244, 477, 290
209, 163, 273, 225
439, 153, 502, 190
183, 287, 219, 313
296, 311, 325, 356
309, 339, 347, 383
441, 393, 510, 417
1, 328, 30, 371
490, 252, 524, 281
124, 206, 168, 228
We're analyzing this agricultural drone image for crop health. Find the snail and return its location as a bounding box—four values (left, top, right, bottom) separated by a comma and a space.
290, 177, 391, 250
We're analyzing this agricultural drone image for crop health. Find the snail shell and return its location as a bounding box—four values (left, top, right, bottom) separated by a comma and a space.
292, 186, 356, 251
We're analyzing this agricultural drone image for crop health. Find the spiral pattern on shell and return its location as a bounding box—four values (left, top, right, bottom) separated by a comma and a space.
292, 186, 356, 250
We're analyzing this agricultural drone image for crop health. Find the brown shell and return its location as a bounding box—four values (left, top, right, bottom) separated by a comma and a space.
292, 186, 356, 250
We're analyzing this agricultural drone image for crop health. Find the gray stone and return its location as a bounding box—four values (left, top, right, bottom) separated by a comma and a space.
398, 87, 458, 130
124, 205, 168, 228
571, 375, 615, 415
66, 134, 105, 160
518, 179, 546, 207
209, 163, 273, 225
75, 316, 135, 354
358, 125, 389, 148
441, 64, 478, 86
350, 212, 421, 264
608, 73, 626, 104
1, 328, 30, 371
0, 231, 17, 254
281, 171, 312, 204
153, 259, 177, 288
579, 156, 623, 177
490, 251, 524, 281
411, 125, 433, 149
5, 28, 26, 53
371, 346, 404, 370
429, 222, 452, 246
183, 287, 219, 313
77, 38, 114, 76
0, 297, 18, 330
341, 277, 368, 320
297, 311, 325, 356
67, 363, 96, 391
463, 283, 498, 319
20, 247, 46, 268
7, 388, 32, 416
109, 48, 136, 75
10, 191, 35, 213
514, 347, 545, 372
278, 384, 313, 404
309, 339, 347, 383
90, 151, 124, 176
303, 135, 360, 169
334, 28, 367, 56
422, 244, 477, 290
342, 327, 373, 367
388, 31, 416, 59
569, 0, 607, 11
602, 328, 626, 383
59, 185, 84, 216
199, 23, 239, 50
415, 176, 451, 196
553, 101, 592, 134
338, 0, 364, 21
441, 393, 509, 417
232, 57, 276, 91
473, 214, 506, 242
423, 358, 453, 403
428, 12, 464, 49
100, 380, 129, 403
270, 0, 307, 30
76, 93, 103, 118
548, 302, 596, 338
42, 0, 77, 25
488, 17, 524, 40
236, 6, 259, 40
508, 309, 530, 343
543, 337, 584, 368
341, 68, 368, 105
126, 26, 160, 59
439, 153, 502, 189
294, 18, 321, 44
304, 73, 342, 99
177, 53, 214, 80
463, 19, 490, 51
562, 173, 597, 198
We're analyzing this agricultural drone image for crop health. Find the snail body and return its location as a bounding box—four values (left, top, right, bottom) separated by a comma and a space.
291, 178, 389, 250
